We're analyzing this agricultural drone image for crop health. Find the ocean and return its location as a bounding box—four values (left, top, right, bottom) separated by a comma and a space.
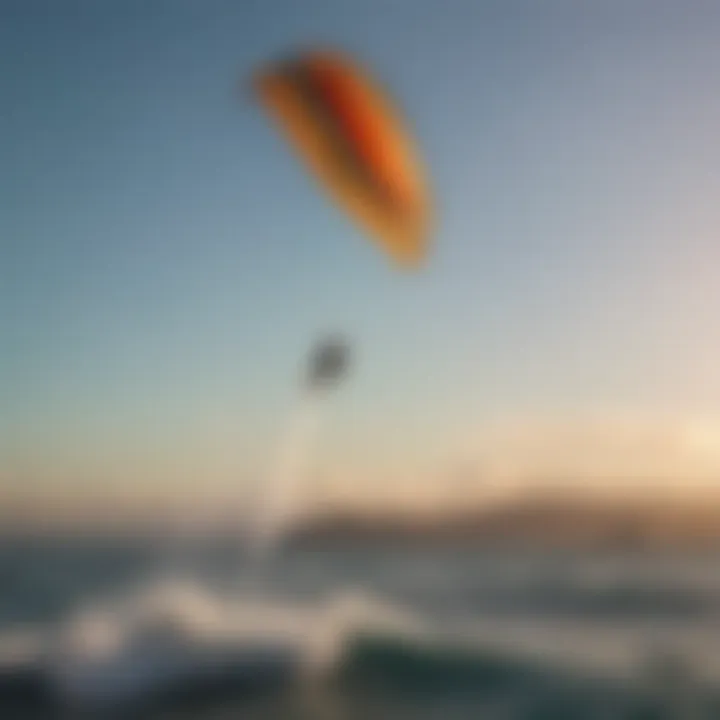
1, 536, 719, 719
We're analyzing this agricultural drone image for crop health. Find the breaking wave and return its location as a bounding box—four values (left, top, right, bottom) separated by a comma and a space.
1, 576, 719, 718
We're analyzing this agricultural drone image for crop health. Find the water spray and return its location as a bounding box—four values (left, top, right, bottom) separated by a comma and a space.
244, 334, 353, 577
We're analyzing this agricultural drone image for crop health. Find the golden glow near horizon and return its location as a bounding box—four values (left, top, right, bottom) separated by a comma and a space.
6, 410, 720, 526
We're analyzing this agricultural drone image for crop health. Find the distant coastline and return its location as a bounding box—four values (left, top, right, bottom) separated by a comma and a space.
287, 494, 720, 550
3, 492, 720, 550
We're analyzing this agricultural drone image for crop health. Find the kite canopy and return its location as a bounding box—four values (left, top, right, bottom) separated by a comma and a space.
252, 48, 432, 268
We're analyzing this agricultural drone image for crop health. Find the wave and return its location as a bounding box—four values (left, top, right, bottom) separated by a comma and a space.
0, 576, 718, 717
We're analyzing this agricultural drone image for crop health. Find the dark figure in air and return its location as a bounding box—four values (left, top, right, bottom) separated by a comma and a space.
306, 335, 351, 390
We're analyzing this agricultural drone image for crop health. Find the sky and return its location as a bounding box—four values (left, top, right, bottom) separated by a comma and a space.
4, 0, 720, 522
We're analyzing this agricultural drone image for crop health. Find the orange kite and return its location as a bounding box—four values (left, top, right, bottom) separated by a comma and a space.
251, 48, 433, 268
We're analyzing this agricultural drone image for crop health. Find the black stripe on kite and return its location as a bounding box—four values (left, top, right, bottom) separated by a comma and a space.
279, 61, 399, 217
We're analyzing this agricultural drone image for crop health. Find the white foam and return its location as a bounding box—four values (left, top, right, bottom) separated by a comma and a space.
0, 582, 265, 704
1, 576, 719, 708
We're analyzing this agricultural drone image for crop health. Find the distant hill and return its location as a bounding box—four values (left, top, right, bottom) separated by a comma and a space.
289, 494, 720, 550
3, 487, 720, 549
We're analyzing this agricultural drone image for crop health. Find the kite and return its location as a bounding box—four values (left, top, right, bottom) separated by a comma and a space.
251, 47, 432, 267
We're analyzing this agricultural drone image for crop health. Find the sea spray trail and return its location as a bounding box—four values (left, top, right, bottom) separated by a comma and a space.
244, 334, 352, 576
247, 392, 327, 565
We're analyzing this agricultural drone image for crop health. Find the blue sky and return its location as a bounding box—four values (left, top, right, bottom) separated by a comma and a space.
4, 1, 720, 517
